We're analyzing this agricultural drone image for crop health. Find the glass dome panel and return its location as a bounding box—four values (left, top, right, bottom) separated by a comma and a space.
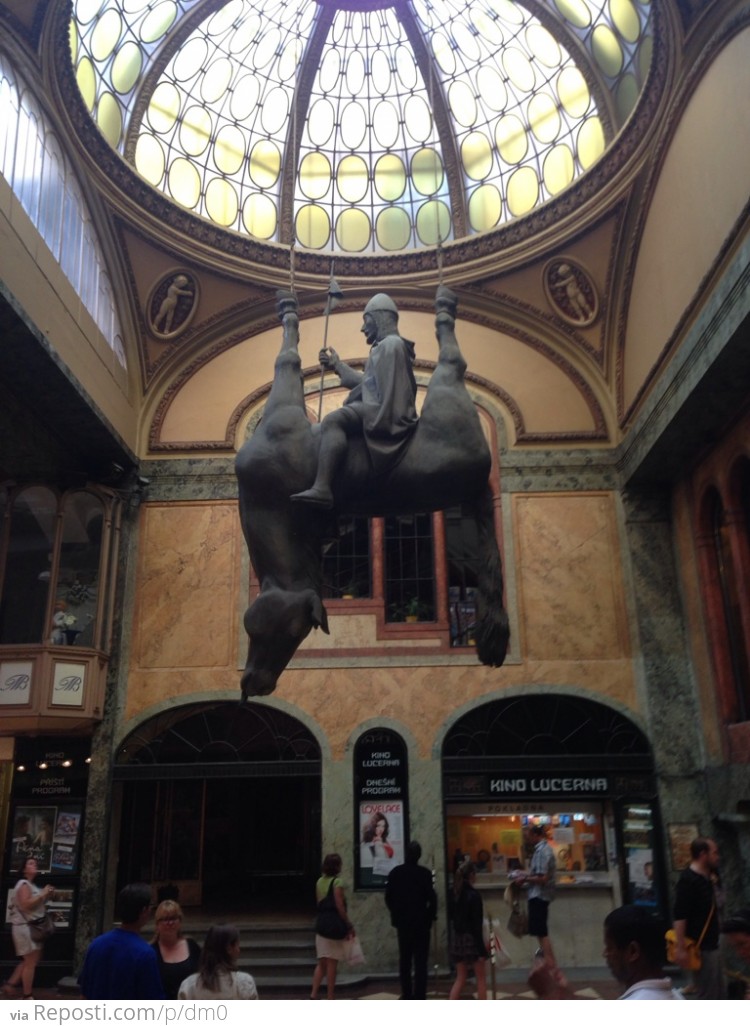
71, 0, 653, 253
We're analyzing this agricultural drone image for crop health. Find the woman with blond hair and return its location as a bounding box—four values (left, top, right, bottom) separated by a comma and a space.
151, 899, 200, 999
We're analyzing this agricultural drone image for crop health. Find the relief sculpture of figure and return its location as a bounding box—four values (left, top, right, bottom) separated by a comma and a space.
291, 294, 417, 508
235, 286, 509, 698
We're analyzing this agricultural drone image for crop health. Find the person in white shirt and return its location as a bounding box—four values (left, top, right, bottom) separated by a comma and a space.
529, 904, 683, 1000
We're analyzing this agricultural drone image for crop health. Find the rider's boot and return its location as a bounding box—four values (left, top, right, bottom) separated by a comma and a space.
290, 424, 344, 508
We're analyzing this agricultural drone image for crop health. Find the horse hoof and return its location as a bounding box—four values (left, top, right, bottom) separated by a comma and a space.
290, 487, 334, 509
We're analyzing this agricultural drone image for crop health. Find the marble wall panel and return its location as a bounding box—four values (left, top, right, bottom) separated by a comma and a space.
513, 492, 630, 663
132, 501, 239, 673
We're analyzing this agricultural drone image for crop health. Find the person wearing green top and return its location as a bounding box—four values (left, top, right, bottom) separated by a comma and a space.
311, 853, 355, 999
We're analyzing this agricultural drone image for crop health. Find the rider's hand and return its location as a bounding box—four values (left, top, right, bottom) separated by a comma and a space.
319, 347, 339, 369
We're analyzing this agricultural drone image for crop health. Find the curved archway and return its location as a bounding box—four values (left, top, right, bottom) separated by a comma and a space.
113, 701, 321, 912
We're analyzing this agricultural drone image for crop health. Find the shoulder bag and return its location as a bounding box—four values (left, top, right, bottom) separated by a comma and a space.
665, 901, 714, 971
315, 879, 348, 940
28, 912, 55, 943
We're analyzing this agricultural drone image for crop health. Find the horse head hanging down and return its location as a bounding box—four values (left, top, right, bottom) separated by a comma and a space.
235, 286, 509, 697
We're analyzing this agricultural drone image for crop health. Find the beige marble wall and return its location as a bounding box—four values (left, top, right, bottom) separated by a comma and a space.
124, 490, 637, 750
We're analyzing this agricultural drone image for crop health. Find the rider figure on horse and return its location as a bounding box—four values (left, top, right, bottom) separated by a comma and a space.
291, 293, 418, 509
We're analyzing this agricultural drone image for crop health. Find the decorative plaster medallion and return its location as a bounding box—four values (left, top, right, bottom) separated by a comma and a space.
543, 258, 599, 328
147, 270, 199, 340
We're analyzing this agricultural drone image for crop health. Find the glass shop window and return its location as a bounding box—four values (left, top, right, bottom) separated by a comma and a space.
0, 485, 116, 650
321, 515, 372, 599
384, 513, 435, 622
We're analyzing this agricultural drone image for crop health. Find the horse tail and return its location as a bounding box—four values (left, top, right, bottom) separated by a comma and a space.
471, 487, 510, 667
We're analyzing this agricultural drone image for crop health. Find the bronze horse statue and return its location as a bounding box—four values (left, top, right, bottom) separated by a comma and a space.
235, 286, 509, 697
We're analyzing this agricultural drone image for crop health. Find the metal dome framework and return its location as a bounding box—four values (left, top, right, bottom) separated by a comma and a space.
70, 0, 653, 255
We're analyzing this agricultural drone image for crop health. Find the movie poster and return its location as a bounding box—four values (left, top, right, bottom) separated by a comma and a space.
358, 800, 404, 885
8, 805, 83, 874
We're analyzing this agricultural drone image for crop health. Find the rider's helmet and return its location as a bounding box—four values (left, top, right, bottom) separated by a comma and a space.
364, 293, 399, 320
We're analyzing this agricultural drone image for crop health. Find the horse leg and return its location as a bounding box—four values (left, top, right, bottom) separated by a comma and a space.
261, 289, 306, 418
471, 487, 510, 667
432, 285, 467, 384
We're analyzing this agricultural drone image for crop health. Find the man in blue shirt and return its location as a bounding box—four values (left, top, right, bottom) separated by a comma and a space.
521, 823, 558, 969
78, 883, 165, 999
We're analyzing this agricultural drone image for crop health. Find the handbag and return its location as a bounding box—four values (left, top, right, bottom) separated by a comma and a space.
507, 900, 528, 939
28, 913, 55, 943
665, 901, 715, 972
315, 879, 348, 940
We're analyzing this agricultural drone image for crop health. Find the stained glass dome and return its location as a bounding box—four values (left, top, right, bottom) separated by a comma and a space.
70, 0, 653, 254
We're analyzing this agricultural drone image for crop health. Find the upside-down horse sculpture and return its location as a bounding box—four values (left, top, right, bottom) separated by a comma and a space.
235, 286, 509, 698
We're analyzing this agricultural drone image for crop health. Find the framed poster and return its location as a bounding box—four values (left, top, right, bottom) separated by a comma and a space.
668, 822, 699, 871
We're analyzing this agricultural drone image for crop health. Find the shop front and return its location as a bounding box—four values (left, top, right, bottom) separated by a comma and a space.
442, 694, 665, 967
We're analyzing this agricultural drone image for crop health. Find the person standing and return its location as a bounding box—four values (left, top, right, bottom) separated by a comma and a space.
522, 823, 557, 968
385, 841, 437, 1000
448, 861, 488, 1000
151, 899, 201, 999
2, 857, 55, 999
78, 883, 165, 999
178, 924, 257, 1000
310, 853, 355, 1000
671, 836, 724, 999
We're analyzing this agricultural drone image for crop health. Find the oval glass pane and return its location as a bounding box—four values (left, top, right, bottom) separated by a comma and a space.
319, 48, 340, 93
616, 73, 639, 122
553, 0, 591, 29
528, 92, 561, 143
147, 82, 180, 133
76, 57, 96, 111
230, 74, 260, 123
577, 115, 605, 168
411, 147, 443, 196
307, 98, 335, 146
452, 22, 481, 62
542, 143, 575, 194
111, 41, 142, 94
488, 0, 523, 24
249, 139, 281, 188
123, 0, 150, 12
173, 38, 208, 83
369, 10, 383, 45
395, 44, 417, 90
179, 105, 212, 156
299, 152, 331, 200
201, 58, 233, 105
140, 1, 177, 44
97, 91, 122, 147
374, 153, 407, 201
503, 47, 535, 93
371, 49, 392, 95
279, 39, 302, 82
296, 203, 330, 249
477, 66, 507, 112
415, 199, 450, 246
471, 7, 504, 45
610, 0, 641, 43
461, 131, 493, 181
253, 27, 280, 70
76, 0, 106, 25
229, 14, 261, 55
376, 207, 411, 250
135, 133, 166, 185
243, 193, 277, 239
90, 9, 122, 62
336, 208, 371, 253
468, 183, 502, 232
214, 124, 246, 175
340, 101, 367, 150
336, 154, 369, 203
639, 34, 653, 81
261, 86, 289, 135
506, 166, 539, 216
208, 0, 242, 36
346, 49, 366, 95
404, 94, 431, 145
373, 100, 399, 149
168, 157, 201, 208
350, 10, 364, 47
526, 24, 562, 67
496, 114, 528, 165
592, 25, 624, 77
331, 9, 347, 45
432, 31, 456, 75
205, 177, 238, 227
558, 66, 590, 117
449, 81, 477, 129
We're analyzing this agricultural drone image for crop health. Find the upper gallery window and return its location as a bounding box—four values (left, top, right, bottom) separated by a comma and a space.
70, 0, 652, 253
